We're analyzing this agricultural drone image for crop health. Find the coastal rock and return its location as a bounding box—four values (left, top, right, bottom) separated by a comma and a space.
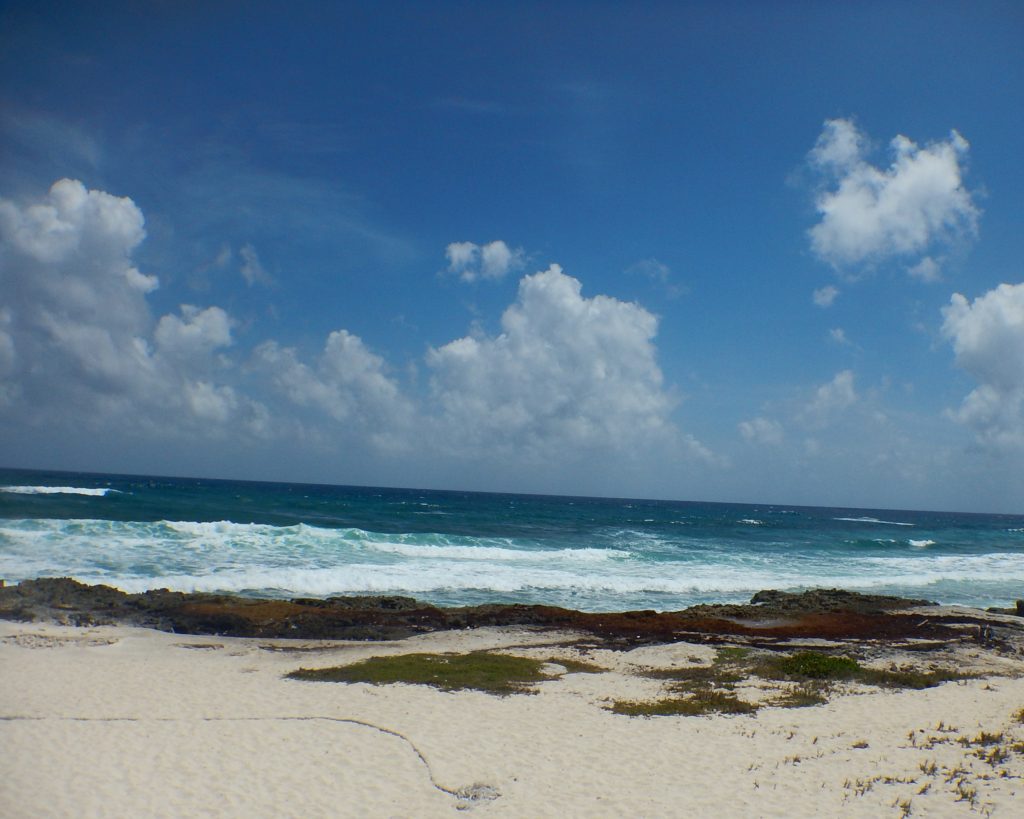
0, 577, 129, 626
0, 577, 1008, 647
985, 599, 1024, 618
748, 588, 935, 613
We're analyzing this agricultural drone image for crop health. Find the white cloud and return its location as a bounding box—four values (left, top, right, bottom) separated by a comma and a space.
0, 179, 254, 434
942, 283, 1024, 448
426, 264, 691, 460
808, 119, 979, 269
809, 118, 865, 171
0, 179, 156, 393
813, 285, 839, 307
239, 243, 272, 286
738, 416, 783, 445
907, 256, 942, 283
829, 328, 851, 346
1, 179, 714, 489
185, 381, 238, 424
802, 370, 857, 427
253, 262, 711, 470
445, 240, 525, 282
252, 330, 412, 449
155, 305, 234, 363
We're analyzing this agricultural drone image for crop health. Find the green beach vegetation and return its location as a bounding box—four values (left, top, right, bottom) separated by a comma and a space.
288, 651, 566, 695
287, 646, 985, 717
609, 648, 979, 718
611, 689, 758, 717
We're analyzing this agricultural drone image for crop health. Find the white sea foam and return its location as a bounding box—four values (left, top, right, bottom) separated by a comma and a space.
368, 541, 628, 562
66, 549, 1024, 602
3, 516, 1023, 610
909, 539, 936, 548
158, 519, 628, 561
86, 563, 807, 598
834, 516, 914, 526
1, 485, 116, 496
0, 517, 630, 584
738, 519, 764, 526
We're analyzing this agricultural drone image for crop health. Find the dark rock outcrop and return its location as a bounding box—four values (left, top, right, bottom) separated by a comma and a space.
0, 577, 1008, 647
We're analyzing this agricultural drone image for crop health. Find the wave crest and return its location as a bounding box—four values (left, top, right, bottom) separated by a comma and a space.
1, 485, 116, 497
834, 516, 914, 526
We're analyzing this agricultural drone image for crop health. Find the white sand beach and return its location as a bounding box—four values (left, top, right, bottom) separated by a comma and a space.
2, 619, 1023, 818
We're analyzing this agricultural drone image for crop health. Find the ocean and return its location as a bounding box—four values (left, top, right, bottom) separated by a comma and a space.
1, 467, 1022, 612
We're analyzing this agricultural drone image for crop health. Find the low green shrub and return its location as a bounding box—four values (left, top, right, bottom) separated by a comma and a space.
771, 683, 830, 708
611, 688, 758, 717
548, 657, 605, 674
858, 666, 973, 689
287, 651, 551, 695
760, 651, 861, 680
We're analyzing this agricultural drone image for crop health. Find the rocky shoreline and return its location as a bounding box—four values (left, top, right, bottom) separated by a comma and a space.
2, 577, 1020, 648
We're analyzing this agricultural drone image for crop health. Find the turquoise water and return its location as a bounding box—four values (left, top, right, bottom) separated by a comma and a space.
1, 467, 1022, 612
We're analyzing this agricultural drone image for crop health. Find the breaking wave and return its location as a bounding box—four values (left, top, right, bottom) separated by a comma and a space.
2, 516, 1023, 610
834, 516, 914, 526
1, 485, 117, 497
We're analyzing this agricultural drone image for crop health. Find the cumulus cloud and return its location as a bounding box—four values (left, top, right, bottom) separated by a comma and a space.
250, 262, 709, 468
0, 179, 156, 394
808, 119, 979, 270
813, 285, 839, 307
1, 179, 711, 485
445, 240, 525, 282
942, 283, 1024, 448
185, 381, 239, 424
809, 118, 865, 171
155, 305, 234, 363
0, 178, 257, 435
252, 329, 411, 446
426, 264, 692, 460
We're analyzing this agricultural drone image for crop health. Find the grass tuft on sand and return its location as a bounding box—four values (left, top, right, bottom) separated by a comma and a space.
760, 651, 861, 680
611, 688, 758, 717
770, 683, 831, 708
287, 651, 552, 695
757, 651, 975, 689
545, 657, 605, 674
617, 649, 979, 718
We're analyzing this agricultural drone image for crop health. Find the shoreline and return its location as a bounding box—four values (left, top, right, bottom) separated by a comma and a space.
3, 576, 1021, 645
4, 578, 1024, 816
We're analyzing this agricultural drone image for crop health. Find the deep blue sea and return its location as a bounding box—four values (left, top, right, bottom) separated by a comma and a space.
1, 467, 1022, 612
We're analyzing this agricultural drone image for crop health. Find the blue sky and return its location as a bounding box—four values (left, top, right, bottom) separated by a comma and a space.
1, 1, 1022, 512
